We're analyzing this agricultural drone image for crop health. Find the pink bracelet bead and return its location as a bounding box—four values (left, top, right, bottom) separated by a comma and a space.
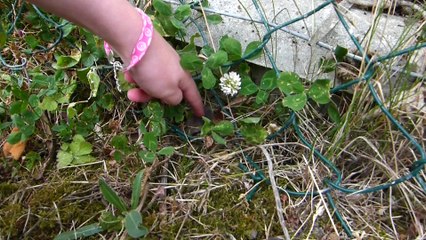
104, 8, 153, 72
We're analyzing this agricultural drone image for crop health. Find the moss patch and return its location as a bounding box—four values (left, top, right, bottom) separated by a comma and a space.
0, 180, 105, 239
147, 186, 284, 239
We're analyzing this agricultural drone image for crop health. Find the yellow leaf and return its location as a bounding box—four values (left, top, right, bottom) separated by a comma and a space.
2, 128, 27, 160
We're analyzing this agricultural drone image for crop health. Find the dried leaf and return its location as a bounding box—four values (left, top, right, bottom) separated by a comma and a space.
204, 135, 214, 149
3, 128, 27, 160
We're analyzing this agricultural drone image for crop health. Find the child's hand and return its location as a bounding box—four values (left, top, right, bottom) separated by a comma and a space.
124, 30, 204, 117
27, 0, 203, 116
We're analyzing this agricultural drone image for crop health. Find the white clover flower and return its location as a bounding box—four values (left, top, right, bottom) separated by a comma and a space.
219, 72, 241, 97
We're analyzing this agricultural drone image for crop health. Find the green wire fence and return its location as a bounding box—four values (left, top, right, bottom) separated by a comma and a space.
1, 0, 426, 238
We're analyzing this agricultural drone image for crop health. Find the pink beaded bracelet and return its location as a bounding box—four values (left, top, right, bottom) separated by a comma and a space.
104, 8, 153, 72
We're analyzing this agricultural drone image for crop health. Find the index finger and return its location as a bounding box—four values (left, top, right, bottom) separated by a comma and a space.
179, 73, 204, 117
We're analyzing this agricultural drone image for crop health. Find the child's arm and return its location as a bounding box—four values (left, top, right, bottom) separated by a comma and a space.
29, 0, 204, 117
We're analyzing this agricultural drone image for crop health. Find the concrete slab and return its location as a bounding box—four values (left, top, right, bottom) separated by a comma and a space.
166, 0, 425, 79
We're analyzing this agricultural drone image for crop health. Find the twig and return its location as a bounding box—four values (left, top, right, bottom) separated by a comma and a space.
136, 158, 170, 212
260, 146, 291, 240
34, 113, 55, 180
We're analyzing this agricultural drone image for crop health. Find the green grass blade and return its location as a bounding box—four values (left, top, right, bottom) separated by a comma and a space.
131, 170, 144, 209
54, 223, 103, 240
99, 178, 127, 213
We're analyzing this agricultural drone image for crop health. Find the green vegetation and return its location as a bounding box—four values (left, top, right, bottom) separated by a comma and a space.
1, 0, 425, 239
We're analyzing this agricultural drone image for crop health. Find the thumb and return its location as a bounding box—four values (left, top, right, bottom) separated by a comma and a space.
127, 88, 152, 103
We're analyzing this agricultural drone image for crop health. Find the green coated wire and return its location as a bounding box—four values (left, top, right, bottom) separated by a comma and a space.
236, 0, 425, 237
326, 191, 353, 237
0, 3, 66, 69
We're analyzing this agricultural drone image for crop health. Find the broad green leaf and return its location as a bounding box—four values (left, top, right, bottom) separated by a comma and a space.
144, 101, 165, 119
174, 4, 191, 20
239, 62, 250, 74
99, 179, 128, 213
131, 171, 144, 209
19, 122, 35, 138
0, 122, 12, 131
202, 0, 209, 7
61, 143, 70, 151
282, 93, 307, 111
81, 51, 97, 67
180, 53, 203, 72
25, 35, 39, 49
220, 36, 242, 61
150, 119, 167, 137
138, 150, 156, 163
87, 68, 100, 98
158, 16, 178, 36
111, 135, 129, 152
125, 210, 148, 238
56, 79, 77, 104
143, 132, 158, 151
61, 20, 75, 37
153, 0, 173, 16
201, 45, 214, 57
308, 79, 331, 104
164, 105, 185, 123
202, 116, 212, 123
10, 100, 28, 114
260, 70, 277, 90
241, 117, 261, 124
73, 155, 96, 164
53, 56, 79, 70
255, 90, 269, 104
52, 51, 81, 70
240, 124, 268, 145
212, 121, 234, 136
67, 105, 77, 119
277, 72, 304, 95
99, 211, 123, 232
335, 45, 348, 62
180, 41, 196, 55
327, 102, 341, 124
201, 117, 213, 136
117, 71, 133, 91
211, 131, 226, 145
12, 86, 30, 100
28, 95, 39, 108
76, 67, 90, 83
170, 17, 186, 30
206, 14, 223, 24
206, 50, 228, 69
157, 146, 175, 156
57, 151, 73, 168
54, 223, 103, 240
240, 75, 258, 96
70, 135, 93, 156
7, 131, 22, 144
201, 66, 217, 89
244, 41, 263, 60
152, 18, 167, 36
97, 93, 115, 111
39, 96, 58, 111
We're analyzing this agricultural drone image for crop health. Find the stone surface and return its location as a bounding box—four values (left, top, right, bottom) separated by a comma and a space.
166, 0, 424, 79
